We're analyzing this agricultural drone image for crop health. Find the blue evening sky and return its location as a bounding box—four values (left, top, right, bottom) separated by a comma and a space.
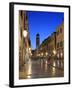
27, 11, 64, 50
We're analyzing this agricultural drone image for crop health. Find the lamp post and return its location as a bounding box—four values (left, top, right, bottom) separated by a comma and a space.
23, 30, 28, 64
23, 30, 28, 38
53, 50, 56, 55
45, 52, 48, 56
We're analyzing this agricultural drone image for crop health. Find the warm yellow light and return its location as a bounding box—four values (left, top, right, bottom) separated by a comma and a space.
53, 62, 56, 67
23, 30, 28, 38
29, 47, 31, 51
41, 53, 43, 56
53, 50, 56, 55
45, 52, 48, 56
27, 61, 32, 75
27, 75, 31, 79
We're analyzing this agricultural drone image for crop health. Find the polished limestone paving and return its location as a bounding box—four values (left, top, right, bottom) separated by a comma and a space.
19, 59, 64, 79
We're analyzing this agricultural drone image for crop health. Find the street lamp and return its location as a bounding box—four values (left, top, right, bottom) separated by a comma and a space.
41, 53, 43, 56
45, 52, 48, 56
29, 47, 31, 51
23, 30, 28, 64
53, 50, 56, 55
23, 30, 28, 38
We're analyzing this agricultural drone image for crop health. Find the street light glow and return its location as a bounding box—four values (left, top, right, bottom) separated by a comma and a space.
29, 47, 31, 51
53, 50, 56, 55
23, 30, 28, 38
41, 53, 43, 56
53, 62, 56, 67
45, 52, 48, 56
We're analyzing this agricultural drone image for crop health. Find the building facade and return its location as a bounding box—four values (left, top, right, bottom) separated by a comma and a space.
56, 22, 64, 59
37, 32, 56, 58
35, 22, 64, 60
19, 11, 31, 69
47, 32, 56, 57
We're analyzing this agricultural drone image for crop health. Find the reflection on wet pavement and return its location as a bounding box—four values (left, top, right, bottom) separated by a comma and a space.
19, 59, 64, 79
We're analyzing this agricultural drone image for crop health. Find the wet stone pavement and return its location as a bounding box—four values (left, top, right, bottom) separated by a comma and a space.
19, 59, 64, 79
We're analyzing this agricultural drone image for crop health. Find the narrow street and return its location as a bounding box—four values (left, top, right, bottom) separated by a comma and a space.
19, 58, 64, 79
19, 11, 64, 80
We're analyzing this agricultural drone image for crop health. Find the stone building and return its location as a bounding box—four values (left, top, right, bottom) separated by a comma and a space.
56, 22, 64, 59
36, 22, 64, 59
19, 11, 31, 68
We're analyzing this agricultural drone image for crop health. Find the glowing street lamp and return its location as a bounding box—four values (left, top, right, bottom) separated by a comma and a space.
45, 52, 48, 56
23, 30, 28, 64
23, 30, 28, 38
29, 47, 31, 51
41, 53, 43, 56
53, 50, 56, 55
